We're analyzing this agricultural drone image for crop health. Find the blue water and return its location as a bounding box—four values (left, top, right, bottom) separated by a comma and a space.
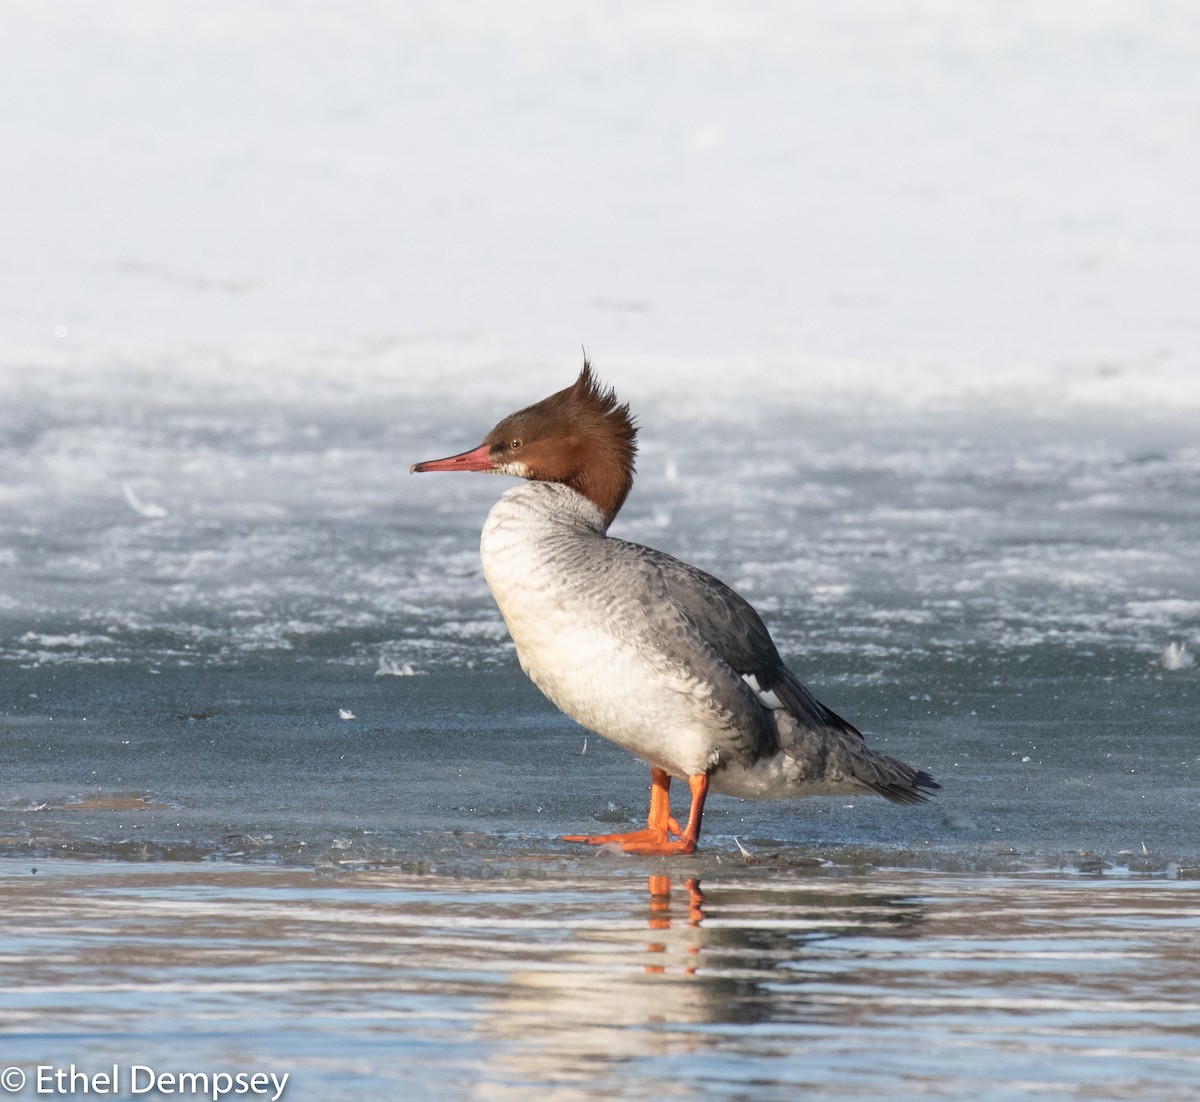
2, 862, 1198, 1101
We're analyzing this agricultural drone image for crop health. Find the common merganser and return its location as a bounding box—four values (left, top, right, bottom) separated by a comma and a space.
411, 361, 938, 855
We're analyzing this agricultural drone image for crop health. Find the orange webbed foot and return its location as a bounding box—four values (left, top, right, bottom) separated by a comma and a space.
562, 827, 696, 855
562, 827, 666, 846
615, 834, 698, 856
564, 770, 708, 856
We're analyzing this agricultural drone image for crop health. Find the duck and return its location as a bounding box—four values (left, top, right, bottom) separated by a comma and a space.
411, 360, 937, 854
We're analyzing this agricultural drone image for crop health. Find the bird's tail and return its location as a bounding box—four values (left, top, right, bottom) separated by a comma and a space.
841, 735, 940, 804
776, 713, 940, 803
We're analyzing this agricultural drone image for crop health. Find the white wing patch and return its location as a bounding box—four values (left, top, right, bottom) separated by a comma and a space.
742, 673, 783, 710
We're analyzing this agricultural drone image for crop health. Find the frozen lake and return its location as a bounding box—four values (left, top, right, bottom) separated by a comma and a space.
2, 2, 1200, 1099
2, 367, 1198, 1101
2, 363, 1198, 872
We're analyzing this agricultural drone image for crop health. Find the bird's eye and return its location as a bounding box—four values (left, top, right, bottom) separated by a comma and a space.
509, 438, 522, 450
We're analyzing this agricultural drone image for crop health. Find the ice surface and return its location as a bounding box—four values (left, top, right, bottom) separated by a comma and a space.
1, 372, 1197, 873
1, 2, 1198, 874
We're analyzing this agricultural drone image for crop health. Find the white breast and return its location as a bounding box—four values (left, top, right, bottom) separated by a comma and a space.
479, 483, 724, 778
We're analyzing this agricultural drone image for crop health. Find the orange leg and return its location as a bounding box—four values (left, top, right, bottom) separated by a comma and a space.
564, 769, 709, 855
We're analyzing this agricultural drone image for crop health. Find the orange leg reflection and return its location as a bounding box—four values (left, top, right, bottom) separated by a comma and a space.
645, 875, 704, 975
564, 768, 709, 854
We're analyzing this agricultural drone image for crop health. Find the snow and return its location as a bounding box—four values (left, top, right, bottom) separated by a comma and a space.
2, 0, 1200, 409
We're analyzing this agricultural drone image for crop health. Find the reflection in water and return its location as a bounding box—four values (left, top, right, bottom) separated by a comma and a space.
471, 873, 934, 1100
646, 875, 703, 974
1, 862, 1197, 1102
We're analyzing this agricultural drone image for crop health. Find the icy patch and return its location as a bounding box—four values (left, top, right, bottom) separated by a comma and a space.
376, 656, 422, 677
121, 481, 168, 519
811, 585, 851, 602
1161, 642, 1195, 671
19, 632, 114, 650
1127, 599, 1200, 623
429, 619, 510, 641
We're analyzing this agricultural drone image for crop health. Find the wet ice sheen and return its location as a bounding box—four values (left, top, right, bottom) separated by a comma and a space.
1, 862, 1197, 1102
1, 373, 1197, 875
2, 376, 1197, 1102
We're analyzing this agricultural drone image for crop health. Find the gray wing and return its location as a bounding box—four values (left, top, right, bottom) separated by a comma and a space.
610, 538, 865, 747
644, 552, 941, 802
599, 539, 938, 802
